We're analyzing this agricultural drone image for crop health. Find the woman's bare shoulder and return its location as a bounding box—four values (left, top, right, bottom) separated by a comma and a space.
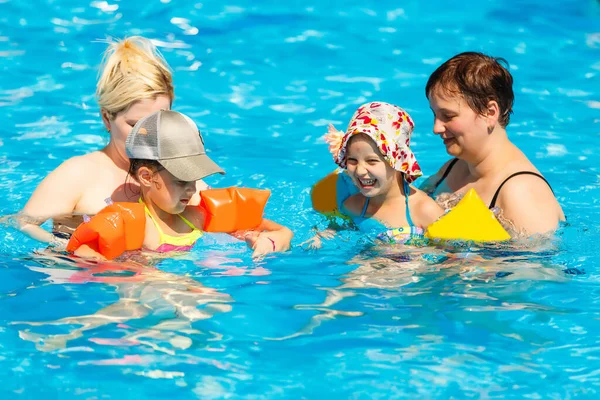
58, 151, 109, 173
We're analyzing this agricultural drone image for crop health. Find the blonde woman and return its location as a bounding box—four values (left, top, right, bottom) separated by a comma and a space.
20, 37, 209, 244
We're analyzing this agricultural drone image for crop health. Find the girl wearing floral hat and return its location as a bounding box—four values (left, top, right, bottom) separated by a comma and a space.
317, 101, 444, 245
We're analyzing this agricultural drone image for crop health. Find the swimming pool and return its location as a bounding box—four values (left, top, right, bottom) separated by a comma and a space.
1, 0, 599, 397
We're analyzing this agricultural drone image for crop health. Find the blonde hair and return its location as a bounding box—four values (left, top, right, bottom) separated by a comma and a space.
96, 36, 174, 117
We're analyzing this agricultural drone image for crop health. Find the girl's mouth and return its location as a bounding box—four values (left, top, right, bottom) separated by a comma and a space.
358, 178, 376, 188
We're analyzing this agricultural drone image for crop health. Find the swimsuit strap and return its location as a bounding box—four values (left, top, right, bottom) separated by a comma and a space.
360, 197, 370, 218
433, 158, 459, 191
139, 198, 201, 242
178, 214, 199, 231
489, 171, 554, 209
139, 198, 166, 237
403, 178, 415, 228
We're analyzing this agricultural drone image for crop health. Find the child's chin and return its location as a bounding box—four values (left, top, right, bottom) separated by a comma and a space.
172, 204, 187, 214
359, 187, 379, 196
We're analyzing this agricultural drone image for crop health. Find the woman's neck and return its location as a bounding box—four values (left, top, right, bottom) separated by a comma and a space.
102, 140, 130, 171
465, 127, 517, 179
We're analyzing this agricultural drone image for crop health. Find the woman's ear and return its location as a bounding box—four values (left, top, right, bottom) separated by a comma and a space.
101, 109, 112, 132
485, 100, 500, 133
137, 167, 154, 188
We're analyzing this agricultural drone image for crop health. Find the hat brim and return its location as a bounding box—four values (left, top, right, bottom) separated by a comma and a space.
160, 154, 225, 182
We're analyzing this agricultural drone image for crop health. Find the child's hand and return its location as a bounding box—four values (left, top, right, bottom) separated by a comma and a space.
73, 244, 106, 261
301, 229, 336, 250
49, 237, 69, 251
251, 234, 277, 258
242, 231, 282, 258
301, 234, 323, 250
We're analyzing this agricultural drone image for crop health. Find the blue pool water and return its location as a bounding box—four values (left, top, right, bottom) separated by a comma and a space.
1, 0, 600, 397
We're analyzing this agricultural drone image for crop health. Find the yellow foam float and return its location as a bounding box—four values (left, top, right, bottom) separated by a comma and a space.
425, 188, 510, 242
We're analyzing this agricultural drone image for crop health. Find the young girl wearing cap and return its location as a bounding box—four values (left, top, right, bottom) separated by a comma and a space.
75, 109, 293, 258
308, 102, 443, 248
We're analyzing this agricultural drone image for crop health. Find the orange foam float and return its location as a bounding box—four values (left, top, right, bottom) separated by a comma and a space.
199, 187, 270, 233
66, 202, 146, 260
311, 169, 359, 218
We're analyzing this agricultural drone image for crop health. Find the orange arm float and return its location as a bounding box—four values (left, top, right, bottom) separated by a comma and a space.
311, 171, 339, 214
66, 202, 146, 260
199, 187, 271, 233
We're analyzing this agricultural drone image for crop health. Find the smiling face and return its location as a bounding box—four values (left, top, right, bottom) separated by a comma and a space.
102, 95, 172, 159
345, 134, 396, 197
136, 165, 197, 215
428, 90, 491, 159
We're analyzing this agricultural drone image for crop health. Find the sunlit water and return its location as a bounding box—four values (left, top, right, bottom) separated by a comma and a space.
1, 0, 599, 398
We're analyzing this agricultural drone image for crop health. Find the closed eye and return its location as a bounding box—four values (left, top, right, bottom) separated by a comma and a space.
431, 108, 456, 122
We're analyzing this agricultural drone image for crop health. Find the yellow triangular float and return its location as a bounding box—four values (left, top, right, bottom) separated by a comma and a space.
425, 188, 511, 242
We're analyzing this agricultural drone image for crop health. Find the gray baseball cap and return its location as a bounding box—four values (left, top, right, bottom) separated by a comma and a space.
126, 110, 225, 181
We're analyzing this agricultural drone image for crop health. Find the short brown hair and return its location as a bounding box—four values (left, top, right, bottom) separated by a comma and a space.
426, 52, 514, 127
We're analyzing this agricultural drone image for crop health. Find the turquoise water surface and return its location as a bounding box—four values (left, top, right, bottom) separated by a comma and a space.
1, 0, 600, 398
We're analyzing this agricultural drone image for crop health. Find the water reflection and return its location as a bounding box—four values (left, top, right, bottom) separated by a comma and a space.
12, 251, 232, 354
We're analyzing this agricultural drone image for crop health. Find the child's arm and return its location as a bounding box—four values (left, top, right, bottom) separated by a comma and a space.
413, 191, 445, 228
73, 244, 107, 261
233, 218, 293, 257
302, 195, 359, 249
185, 205, 293, 257
71, 213, 156, 259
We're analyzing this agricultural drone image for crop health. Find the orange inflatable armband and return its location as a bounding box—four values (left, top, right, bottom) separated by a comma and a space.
311, 171, 340, 214
199, 187, 270, 233
311, 169, 359, 219
66, 202, 146, 260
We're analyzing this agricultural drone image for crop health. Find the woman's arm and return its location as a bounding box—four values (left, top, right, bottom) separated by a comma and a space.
20, 157, 88, 244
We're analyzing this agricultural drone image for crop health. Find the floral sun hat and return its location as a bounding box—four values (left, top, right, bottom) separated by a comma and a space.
324, 101, 423, 183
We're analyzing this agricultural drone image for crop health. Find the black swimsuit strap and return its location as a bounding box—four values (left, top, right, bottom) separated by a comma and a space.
432, 158, 459, 191
489, 171, 554, 209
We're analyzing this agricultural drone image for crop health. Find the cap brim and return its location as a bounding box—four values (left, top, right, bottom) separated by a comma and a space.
160, 154, 225, 182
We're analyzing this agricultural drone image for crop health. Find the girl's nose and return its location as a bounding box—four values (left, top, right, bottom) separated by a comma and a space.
185, 182, 196, 195
355, 163, 368, 176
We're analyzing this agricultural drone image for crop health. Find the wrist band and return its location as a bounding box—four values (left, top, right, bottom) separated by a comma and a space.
267, 237, 275, 251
